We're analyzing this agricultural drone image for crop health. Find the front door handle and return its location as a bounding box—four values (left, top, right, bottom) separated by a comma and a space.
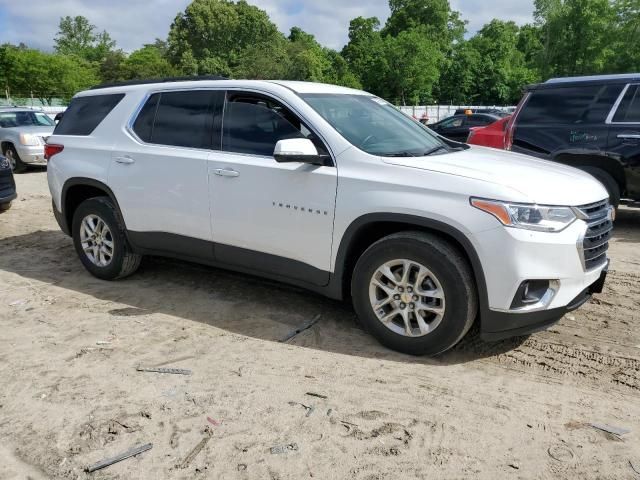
214, 168, 240, 178
115, 155, 135, 164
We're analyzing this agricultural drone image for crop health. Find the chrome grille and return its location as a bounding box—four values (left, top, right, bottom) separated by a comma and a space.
576, 200, 612, 270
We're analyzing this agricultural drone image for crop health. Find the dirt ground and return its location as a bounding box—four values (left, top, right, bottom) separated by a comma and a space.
0, 171, 639, 480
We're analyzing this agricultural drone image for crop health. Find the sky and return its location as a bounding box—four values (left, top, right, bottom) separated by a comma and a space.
0, 0, 534, 53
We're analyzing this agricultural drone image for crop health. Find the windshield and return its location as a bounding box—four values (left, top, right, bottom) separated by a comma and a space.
300, 94, 448, 157
0, 111, 55, 128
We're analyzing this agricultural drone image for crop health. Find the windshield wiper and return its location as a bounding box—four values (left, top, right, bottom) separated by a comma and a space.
422, 145, 448, 156
380, 151, 420, 157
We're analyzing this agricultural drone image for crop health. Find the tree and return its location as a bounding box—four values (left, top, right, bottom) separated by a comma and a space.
609, 0, 640, 72
122, 44, 178, 80
54, 16, 115, 63
167, 0, 284, 75
535, 0, 615, 78
0, 45, 98, 104
379, 28, 442, 104
467, 20, 539, 104
342, 17, 386, 92
384, 0, 465, 48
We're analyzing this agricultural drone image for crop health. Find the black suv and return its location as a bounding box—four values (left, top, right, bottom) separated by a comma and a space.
507, 74, 640, 207
0, 154, 16, 211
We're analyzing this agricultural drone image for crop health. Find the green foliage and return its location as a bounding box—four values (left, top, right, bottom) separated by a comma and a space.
167, 0, 284, 75
55, 16, 116, 63
535, 0, 616, 77
0, 44, 98, 103
4, 1, 640, 105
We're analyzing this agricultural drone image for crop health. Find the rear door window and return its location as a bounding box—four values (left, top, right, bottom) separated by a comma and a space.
612, 84, 640, 123
148, 90, 222, 149
54, 94, 125, 135
519, 85, 623, 124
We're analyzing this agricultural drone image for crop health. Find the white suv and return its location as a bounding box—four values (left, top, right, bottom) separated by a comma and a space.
46, 78, 612, 355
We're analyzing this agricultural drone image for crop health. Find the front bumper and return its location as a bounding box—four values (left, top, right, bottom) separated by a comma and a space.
15, 144, 46, 165
481, 265, 608, 340
472, 217, 610, 341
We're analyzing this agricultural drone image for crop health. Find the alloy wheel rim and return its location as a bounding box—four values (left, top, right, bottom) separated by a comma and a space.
369, 259, 446, 337
80, 214, 114, 267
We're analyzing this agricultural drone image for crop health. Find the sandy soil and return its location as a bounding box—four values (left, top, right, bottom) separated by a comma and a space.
0, 171, 639, 480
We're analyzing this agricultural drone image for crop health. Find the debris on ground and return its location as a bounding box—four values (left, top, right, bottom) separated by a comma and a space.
270, 443, 299, 455
279, 314, 321, 342
288, 401, 314, 416
96, 341, 112, 346
86, 443, 153, 472
179, 436, 210, 469
547, 445, 575, 462
207, 417, 221, 427
237, 463, 247, 471
9, 299, 28, 307
590, 423, 631, 438
305, 392, 327, 399
136, 366, 192, 375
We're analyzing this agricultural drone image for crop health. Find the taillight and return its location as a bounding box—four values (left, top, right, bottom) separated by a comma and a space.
504, 93, 529, 150
44, 143, 64, 161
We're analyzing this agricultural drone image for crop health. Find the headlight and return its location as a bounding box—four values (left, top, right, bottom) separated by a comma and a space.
19, 133, 40, 146
0, 156, 9, 169
471, 198, 576, 232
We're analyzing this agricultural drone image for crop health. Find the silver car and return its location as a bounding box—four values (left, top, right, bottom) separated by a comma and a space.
0, 108, 55, 172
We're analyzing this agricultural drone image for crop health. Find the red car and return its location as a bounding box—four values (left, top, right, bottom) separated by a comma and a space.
466, 115, 511, 149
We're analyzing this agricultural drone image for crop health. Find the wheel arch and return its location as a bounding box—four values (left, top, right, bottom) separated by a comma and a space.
329, 213, 489, 316
60, 178, 127, 236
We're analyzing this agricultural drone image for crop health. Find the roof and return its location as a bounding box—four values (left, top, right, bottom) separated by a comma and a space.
77, 78, 366, 97
528, 73, 640, 91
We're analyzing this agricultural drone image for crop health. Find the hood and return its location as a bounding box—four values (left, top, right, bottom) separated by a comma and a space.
383, 146, 608, 206
3, 125, 55, 137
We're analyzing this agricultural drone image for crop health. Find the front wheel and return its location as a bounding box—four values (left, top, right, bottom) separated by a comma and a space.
351, 231, 478, 356
72, 197, 141, 280
4, 145, 26, 173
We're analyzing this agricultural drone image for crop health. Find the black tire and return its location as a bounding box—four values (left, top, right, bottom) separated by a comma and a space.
4, 144, 27, 173
581, 167, 621, 208
351, 231, 478, 356
72, 196, 141, 280
0, 201, 11, 212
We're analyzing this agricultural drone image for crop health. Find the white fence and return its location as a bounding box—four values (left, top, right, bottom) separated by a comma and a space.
399, 105, 515, 124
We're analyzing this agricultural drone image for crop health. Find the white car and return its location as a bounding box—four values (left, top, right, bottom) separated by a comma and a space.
46, 78, 612, 355
0, 108, 55, 172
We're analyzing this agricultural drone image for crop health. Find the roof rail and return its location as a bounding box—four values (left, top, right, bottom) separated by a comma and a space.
89, 75, 229, 90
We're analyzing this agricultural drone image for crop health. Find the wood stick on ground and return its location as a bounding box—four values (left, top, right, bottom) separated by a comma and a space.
86, 443, 153, 472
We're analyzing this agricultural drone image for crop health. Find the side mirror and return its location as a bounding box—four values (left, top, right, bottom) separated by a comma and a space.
274, 138, 325, 165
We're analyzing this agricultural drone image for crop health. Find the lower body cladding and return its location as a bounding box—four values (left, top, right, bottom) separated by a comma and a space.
475, 218, 610, 341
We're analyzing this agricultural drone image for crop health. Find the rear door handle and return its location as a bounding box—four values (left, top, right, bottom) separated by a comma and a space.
617, 133, 640, 140
115, 155, 135, 164
213, 168, 240, 178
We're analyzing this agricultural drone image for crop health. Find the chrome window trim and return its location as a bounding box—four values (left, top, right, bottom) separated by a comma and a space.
124, 86, 336, 166
605, 83, 640, 125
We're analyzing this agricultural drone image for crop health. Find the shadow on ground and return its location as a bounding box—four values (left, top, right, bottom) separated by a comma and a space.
1, 230, 533, 366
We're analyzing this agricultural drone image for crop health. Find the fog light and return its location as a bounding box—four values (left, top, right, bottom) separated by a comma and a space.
510, 280, 554, 309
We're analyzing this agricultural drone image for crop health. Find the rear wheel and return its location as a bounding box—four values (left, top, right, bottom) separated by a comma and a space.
581, 167, 620, 208
0, 201, 11, 212
351, 231, 478, 356
4, 145, 26, 173
72, 197, 141, 280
